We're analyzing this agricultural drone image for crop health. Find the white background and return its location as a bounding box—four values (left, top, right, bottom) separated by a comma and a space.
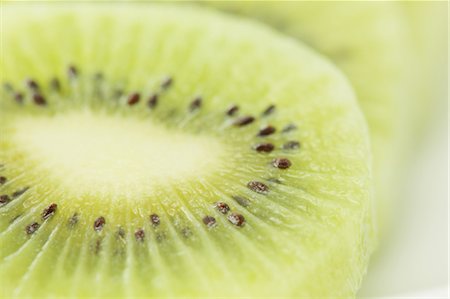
359, 95, 448, 297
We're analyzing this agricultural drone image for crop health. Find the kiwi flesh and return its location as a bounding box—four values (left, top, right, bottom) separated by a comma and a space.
0, 3, 374, 298
203, 2, 415, 234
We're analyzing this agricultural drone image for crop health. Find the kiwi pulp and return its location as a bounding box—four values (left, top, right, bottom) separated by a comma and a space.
203, 1, 415, 234
0, 3, 374, 298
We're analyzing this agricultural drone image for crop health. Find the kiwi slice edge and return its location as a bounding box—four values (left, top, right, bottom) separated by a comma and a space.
0, 3, 374, 297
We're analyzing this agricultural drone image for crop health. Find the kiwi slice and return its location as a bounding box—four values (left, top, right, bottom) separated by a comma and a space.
0, 3, 374, 298
401, 1, 448, 133
203, 2, 414, 233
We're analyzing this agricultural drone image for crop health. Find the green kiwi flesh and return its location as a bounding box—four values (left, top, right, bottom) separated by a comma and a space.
0, 3, 374, 298
204, 1, 415, 234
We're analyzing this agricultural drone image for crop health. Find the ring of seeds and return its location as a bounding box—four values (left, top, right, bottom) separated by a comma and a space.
272, 158, 292, 169
25, 222, 40, 235
202, 216, 217, 228
258, 125, 276, 136
2, 66, 302, 237
0, 195, 11, 207
150, 214, 161, 226
135, 229, 145, 242
94, 216, 106, 232
42, 203, 57, 220
247, 181, 269, 194
215, 202, 230, 214
227, 213, 245, 227
253, 143, 275, 153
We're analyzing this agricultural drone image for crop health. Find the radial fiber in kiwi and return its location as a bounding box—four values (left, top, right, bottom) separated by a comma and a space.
204, 1, 416, 235
0, 3, 374, 298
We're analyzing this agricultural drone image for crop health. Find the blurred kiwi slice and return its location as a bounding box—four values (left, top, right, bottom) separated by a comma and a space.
0, 3, 374, 298
401, 1, 448, 132
204, 1, 415, 234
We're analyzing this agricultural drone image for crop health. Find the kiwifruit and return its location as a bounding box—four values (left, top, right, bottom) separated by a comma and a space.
401, 1, 448, 133
203, 1, 415, 234
0, 3, 374, 298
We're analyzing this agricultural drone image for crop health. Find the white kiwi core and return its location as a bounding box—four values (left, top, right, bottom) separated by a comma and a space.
10, 111, 226, 199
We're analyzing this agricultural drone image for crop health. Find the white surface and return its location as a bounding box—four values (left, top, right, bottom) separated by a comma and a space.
401, 287, 449, 298
358, 101, 448, 297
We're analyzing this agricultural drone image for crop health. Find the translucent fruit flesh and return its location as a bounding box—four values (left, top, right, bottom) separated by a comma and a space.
0, 3, 374, 298
204, 1, 415, 234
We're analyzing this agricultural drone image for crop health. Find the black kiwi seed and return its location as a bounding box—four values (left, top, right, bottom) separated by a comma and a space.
247, 181, 269, 194
232, 195, 250, 207
42, 203, 57, 220
215, 202, 230, 214
202, 216, 217, 228
150, 214, 160, 226
14, 93, 24, 104
282, 141, 300, 150
226, 104, 239, 116
94, 216, 106, 232
147, 94, 158, 109
233, 115, 255, 127
68, 213, 79, 227
127, 92, 140, 106
189, 96, 202, 112
227, 213, 245, 227
160, 76, 173, 90
281, 123, 297, 133
0, 195, 10, 207
272, 158, 292, 169
68, 65, 78, 79
50, 78, 61, 91
258, 125, 276, 137
262, 104, 276, 116
26, 79, 39, 91
134, 229, 145, 242
253, 143, 275, 153
12, 187, 29, 198
0, 176, 6, 185
25, 222, 40, 235
33, 93, 47, 106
